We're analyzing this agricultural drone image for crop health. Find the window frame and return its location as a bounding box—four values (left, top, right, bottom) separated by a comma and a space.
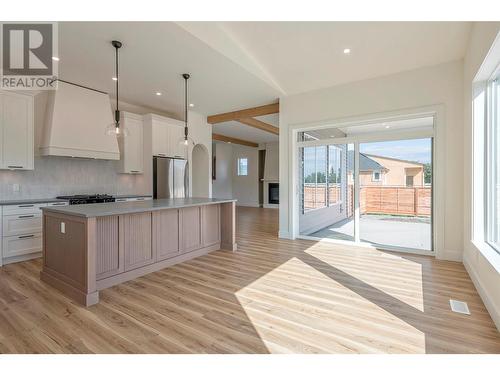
237, 157, 248, 176
485, 72, 500, 254
372, 171, 381, 182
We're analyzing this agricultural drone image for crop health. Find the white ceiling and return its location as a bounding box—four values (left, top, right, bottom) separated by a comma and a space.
57, 22, 471, 143
57, 22, 280, 119
217, 22, 472, 95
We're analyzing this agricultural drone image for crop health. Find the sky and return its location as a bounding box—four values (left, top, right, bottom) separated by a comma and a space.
360, 138, 432, 164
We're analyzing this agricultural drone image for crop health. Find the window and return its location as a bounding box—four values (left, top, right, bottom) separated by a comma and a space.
302, 146, 327, 211
486, 74, 500, 253
372, 171, 381, 182
327, 145, 342, 205
237, 157, 248, 176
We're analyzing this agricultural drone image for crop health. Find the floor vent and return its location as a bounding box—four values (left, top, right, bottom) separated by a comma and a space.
450, 299, 470, 315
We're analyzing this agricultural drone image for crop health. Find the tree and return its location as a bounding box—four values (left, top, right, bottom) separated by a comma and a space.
424, 163, 432, 184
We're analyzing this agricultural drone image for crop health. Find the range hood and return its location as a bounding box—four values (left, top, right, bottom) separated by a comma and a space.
40, 81, 120, 160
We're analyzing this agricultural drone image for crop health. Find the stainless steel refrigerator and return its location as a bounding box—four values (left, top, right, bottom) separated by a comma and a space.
153, 156, 189, 199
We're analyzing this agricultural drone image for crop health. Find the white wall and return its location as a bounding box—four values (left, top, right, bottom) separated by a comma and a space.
212, 142, 233, 199
263, 141, 279, 181
187, 111, 213, 198
232, 144, 259, 207
462, 22, 500, 330
279, 60, 464, 261
192, 144, 210, 197
212, 142, 260, 206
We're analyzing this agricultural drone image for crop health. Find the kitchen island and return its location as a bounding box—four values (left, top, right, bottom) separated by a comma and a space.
40, 198, 237, 306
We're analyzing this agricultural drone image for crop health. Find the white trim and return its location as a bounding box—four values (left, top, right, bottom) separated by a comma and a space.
464, 255, 500, 331
354, 143, 360, 243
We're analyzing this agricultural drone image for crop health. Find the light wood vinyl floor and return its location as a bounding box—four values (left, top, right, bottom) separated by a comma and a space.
0, 207, 499, 353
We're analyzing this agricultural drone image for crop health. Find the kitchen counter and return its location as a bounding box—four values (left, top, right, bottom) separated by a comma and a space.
41, 198, 235, 218
40, 198, 237, 306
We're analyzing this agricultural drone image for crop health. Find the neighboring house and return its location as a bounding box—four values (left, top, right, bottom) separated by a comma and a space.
348, 151, 424, 187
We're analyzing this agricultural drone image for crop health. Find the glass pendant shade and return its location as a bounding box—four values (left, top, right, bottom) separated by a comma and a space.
178, 135, 195, 148
105, 122, 129, 138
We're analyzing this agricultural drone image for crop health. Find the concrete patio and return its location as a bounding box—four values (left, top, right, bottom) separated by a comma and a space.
310, 214, 432, 251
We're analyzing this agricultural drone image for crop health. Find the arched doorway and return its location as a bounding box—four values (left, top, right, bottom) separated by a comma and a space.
192, 143, 210, 197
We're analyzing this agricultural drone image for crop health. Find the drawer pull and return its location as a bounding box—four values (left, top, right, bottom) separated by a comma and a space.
130, 170, 140, 173
18, 234, 35, 239
18, 204, 34, 208
136, 198, 145, 201
51, 203, 66, 206
8, 165, 24, 169
18, 215, 35, 219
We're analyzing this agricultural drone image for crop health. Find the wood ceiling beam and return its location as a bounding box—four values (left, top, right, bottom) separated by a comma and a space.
212, 133, 259, 148
237, 117, 279, 135
207, 102, 279, 124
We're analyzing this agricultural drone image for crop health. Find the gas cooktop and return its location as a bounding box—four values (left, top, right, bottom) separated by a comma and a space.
56, 194, 116, 205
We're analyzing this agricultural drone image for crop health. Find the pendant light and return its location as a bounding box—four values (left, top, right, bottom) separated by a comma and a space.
105, 40, 129, 137
178, 73, 195, 148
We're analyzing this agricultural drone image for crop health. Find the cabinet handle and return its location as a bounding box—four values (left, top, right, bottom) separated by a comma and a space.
18, 215, 34, 219
8, 165, 24, 169
130, 170, 140, 173
18, 234, 34, 239
51, 203, 66, 206
18, 204, 34, 208
136, 198, 144, 201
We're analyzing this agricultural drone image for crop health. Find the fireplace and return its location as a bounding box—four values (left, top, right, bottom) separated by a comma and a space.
268, 183, 279, 205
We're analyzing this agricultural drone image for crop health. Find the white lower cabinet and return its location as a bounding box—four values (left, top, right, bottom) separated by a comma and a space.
2, 233, 42, 258
0, 201, 68, 265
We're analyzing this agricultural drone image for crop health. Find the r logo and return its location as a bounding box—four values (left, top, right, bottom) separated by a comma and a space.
2, 23, 53, 76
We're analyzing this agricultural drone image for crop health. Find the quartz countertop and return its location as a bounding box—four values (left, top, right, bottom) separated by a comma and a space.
41, 198, 237, 218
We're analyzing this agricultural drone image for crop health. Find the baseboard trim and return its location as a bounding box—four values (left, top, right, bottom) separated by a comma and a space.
464, 257, 500, 332
278, 230, 292, 239
436, 249, 462, 262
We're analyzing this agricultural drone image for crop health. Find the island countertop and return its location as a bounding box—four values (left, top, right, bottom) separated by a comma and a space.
41, 197, 237, 218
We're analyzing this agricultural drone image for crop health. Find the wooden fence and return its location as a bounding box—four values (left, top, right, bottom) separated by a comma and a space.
304, 184, 431, 217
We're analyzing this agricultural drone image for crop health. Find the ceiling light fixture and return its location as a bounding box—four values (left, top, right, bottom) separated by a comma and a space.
189, 103, 194, 107
112, 77, 118, 81
52, 56, 60, 61
343, 48, 351, 54
178, 73, 195, 148
385, 125, 391, 129
156, 92, 162, 96
105, 40, 129, 138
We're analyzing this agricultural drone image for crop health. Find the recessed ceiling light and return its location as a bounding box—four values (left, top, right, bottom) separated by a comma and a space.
189, 103, 194, 107
227, 141, 231, 144
343, 48, 351, 54
52, 56, 60, 61
329, 135, 335, 138
385, 125, 391, 129
112, 77, 118, 81
156, 92, 162, 96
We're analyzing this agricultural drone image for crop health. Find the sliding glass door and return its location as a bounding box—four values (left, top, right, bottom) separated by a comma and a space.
297, 122, 434, 253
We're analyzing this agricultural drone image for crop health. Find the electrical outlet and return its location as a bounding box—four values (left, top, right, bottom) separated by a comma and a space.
60, 222, 66, 234
12, 183, 20, 192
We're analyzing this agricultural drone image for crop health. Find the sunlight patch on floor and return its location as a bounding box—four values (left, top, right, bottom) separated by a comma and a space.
235, 256, 426, 353
304, 241, 425, 312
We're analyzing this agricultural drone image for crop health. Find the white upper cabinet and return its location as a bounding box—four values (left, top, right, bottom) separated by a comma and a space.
118, 112, 144, 174
0, 91, 34, 170
148, 114, 186, 159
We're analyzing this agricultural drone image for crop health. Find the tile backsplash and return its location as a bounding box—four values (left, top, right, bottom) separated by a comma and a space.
0, 156, 150, 200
